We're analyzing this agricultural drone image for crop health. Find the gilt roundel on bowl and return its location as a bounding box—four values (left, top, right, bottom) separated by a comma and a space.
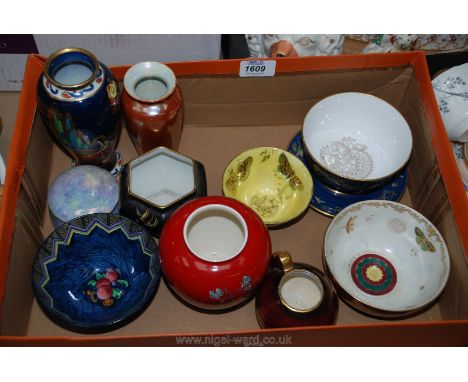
32, 213, 161, 333
159, 196, 272, 310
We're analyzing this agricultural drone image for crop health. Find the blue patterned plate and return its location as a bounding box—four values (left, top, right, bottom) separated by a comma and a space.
32, 213, 161, 333
287, 132, 408, 217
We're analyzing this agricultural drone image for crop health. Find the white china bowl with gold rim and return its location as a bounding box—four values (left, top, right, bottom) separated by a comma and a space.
323, 200, 450, 318
222, 147, 313, 226
302, 92, 413, 191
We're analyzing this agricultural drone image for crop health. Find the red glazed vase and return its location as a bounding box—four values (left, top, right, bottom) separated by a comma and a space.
159, 196, 272, 310
122, 62, 183, 155
256, 251, 338, 328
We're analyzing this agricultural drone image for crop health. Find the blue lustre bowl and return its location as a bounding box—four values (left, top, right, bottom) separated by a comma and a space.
32, 213, 161, 333
288, 132, 408, 217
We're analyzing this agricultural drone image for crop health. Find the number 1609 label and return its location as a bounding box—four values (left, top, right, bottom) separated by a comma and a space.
239, 60, 276, 77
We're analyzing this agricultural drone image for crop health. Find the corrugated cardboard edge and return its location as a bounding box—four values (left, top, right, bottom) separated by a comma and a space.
0, 55, 43, 313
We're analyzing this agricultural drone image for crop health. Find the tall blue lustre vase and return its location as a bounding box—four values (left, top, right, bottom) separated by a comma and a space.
37, 48, 121, 173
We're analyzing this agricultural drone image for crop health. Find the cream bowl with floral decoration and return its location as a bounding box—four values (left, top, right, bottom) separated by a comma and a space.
222, 147, 313, 226
302, 92, 413, 193
323, 200, 450, 318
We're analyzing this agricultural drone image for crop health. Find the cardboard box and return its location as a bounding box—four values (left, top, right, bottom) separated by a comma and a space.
0, 34, 221, 91
1, 52, 468, 345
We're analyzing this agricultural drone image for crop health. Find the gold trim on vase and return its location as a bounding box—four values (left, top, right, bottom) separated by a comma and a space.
44, 47, 100, 90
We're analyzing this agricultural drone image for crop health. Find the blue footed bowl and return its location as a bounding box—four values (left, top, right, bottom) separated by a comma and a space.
288, 132, 408, 217
32, 213, 161, 333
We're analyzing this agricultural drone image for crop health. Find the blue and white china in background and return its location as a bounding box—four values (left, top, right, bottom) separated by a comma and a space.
452, 142, 468, 194
432, 62, 468, 142
48, 165, 119, 228
37, 48, 122, 175
32, 213, 161, 333
288, 132, 408, 217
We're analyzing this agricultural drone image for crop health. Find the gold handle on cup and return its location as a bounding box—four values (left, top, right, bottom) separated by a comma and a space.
274, 251, 294, 273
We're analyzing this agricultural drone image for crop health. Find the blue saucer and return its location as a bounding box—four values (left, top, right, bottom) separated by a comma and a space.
32, 213, 161, 333
287, 133, 408, 217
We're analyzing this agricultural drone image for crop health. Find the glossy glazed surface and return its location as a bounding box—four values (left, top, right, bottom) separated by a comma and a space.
119, 148, 207, 237
256, 255, 338, 329
32, 213, 161, 332
129, 147, 195, 207
323, 201, 450, 318
48, 165, 119, 228
37, 48, 121, 170
432, 62, 468, 142
122, 62, 183, 154
302, 92, 412, 192
288, 132, 407, 216
159, 196, 271, 310
222, 147, 313, 226
452, 142, 468, 192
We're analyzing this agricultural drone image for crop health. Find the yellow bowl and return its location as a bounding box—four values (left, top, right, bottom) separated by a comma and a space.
222, 147, 313, 226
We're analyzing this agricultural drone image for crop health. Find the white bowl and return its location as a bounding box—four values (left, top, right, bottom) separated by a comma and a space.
323, 200, 450, 318
302, 92, 413, 183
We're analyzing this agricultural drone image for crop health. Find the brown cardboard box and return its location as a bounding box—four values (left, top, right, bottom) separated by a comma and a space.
0, 52, 467, 345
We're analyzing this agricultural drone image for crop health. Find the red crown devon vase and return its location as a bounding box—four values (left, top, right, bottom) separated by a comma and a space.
122, 61, 183, 155
159, 196, 271, 310
37, 48, 122, 175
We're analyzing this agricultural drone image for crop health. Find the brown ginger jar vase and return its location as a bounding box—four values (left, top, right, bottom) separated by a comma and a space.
122, 62, 183, 155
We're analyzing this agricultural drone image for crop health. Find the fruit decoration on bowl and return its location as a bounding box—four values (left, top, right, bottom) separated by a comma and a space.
32, 213, 161, 333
